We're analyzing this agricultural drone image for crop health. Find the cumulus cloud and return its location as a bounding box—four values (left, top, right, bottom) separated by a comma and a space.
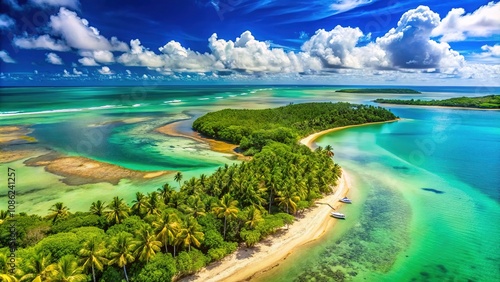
0, 50, 16, 63
432, 2, 500, 42
46, 52, 63, 65
13, 35, 70, 51
30, 0, 80, 9
98, 66, 113, 75
0, 14, 15, 30
78, 57, 99, 66
469, 44, 500, 64
376, 6, 464, 69
72, 67, 82, 75
79, 50, 114, 64
117, 39, 164, 68
49, 8, 128, 51
208, 31, 321, 73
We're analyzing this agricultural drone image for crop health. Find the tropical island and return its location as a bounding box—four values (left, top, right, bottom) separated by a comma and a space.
0, 102, 396, 282
336, 88, 421, 94
374, 95, 500, 109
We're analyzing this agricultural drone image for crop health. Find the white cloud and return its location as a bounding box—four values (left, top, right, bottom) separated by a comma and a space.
78, 57, 99, 66
79, 50, 114, 64
98, 66, 113, 75
0, 14, 15, 30
0, 50, 16, 63
49, 8, 128, 51
376, 6, 464, 69
13, 35, 70, 51
72, 67, 82, 75
481, 44, 500, 57
117, 39, 164, 68
126, 69, 131, 75
330, 0, 374, 14
432, 2, 500, 42
45, 52, 63, 65
468, 44, 500, 64
30, 0, 80, 9
208, 31, 321, 73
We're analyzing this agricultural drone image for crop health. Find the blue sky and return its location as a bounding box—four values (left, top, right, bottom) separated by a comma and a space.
0, 0, 499, 86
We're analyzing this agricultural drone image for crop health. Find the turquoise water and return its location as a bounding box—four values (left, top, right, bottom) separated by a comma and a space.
258, 106, 500, 281
1, 86, 499, 280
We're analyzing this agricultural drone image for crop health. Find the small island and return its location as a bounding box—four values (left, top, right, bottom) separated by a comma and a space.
374, 95, 500, 109
336, 88, 421, 94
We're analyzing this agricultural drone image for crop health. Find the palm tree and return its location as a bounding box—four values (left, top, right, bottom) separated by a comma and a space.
244, 206, 263, 230
174, 172, 183, 188
133, 227, 162, 263
324, 145, 334, 157
0, 210, 8, 225
19, 253, 53, 282
47, 202, 69, 223
212, 194, 239, 238
144, 192, 162, 217
0, 253, 18, 282
108, 232, 136, 282
275, 188, 300, 214
153, 212, 181, 255
178, 217, 204, 252
131, 192, 147, 217
157, 183, 174, 205
79, 237, 108, 282
198, 174, 207, 190
89, 200, 106, 217
48, 255, 86, 282
106, 197, 129, 225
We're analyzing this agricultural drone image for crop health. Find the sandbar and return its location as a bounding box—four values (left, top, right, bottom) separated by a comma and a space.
24, 152, 170, 185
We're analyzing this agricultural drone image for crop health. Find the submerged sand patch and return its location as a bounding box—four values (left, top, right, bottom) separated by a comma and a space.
24, 152, 170, 185
0, 125, 37, 145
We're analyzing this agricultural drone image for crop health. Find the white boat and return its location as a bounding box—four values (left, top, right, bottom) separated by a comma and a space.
331, 212, 346, 219
339, 197, 352, 204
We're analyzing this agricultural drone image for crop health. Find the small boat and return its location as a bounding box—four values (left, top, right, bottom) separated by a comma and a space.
339, 197, 352, 204
331, 212, 346, 219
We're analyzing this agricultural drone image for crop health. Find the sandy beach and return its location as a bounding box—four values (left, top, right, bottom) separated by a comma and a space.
181, 130, 353, 282
300, 119, 399, 148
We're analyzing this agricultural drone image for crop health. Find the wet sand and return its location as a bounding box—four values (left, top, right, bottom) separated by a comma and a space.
24, 152, 170, 185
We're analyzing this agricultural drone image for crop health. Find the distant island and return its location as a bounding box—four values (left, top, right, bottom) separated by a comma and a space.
374, 95, 500, 109
336, 88, 421, 94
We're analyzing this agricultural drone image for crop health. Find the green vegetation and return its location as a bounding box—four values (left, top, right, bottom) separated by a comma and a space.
193, 102, 397, 155
374, 95, 500, 109
336, 88, 421, 94
1, 102, 396, 281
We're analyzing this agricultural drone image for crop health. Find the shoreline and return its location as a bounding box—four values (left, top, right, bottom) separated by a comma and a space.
181, 123, 365, 282
300, 119, 400, 148
156, 119, 250, 160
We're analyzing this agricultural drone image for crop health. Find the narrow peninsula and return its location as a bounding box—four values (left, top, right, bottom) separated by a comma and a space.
336, 88, 421, 94
374, 95, 500, 109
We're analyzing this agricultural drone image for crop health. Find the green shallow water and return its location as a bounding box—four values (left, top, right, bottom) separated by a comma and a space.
258, 111, 500, 281
1, 86, 499, 280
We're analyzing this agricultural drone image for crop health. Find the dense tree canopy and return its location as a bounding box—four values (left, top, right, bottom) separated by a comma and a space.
375, 95, 500, 109
193, 102, 396, 154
